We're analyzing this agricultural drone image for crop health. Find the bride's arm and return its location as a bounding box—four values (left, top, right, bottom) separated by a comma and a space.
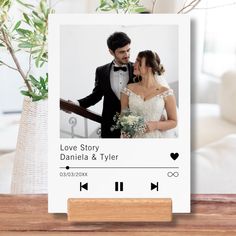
120, 92, 130, 138
146, 95, 177, 132
120, 92, 129, 112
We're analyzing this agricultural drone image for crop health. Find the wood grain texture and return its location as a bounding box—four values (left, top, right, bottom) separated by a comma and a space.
0, 194, 236, 235
1, 232, 236, 236
68, 198, 172, 222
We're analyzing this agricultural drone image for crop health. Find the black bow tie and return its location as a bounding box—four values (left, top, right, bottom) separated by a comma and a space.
113, 66, 127, 72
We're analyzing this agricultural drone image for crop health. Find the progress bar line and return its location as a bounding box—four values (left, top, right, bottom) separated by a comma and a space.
60, 167, 179, 169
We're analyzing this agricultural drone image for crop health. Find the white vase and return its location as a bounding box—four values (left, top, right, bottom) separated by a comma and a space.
11, 97, 48, 194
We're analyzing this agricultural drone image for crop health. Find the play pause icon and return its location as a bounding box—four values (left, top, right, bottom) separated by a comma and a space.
151, 182, 159, 191
115, 182, 123, 191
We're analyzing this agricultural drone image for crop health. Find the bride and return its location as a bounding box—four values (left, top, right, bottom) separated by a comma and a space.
120, 50, 177, 138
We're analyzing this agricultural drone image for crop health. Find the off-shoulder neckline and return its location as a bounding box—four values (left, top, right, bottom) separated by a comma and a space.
124, 87, 173, 102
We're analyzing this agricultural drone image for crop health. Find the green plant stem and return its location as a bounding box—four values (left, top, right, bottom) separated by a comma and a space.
25, 48, 32, 78
1, 28, 33, 92
0, 60, 17, 71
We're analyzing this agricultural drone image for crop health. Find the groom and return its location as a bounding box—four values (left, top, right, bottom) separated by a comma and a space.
77, 32, 135, 138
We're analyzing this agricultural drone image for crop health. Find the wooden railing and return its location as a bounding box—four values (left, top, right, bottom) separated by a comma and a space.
60, 98, 102, 124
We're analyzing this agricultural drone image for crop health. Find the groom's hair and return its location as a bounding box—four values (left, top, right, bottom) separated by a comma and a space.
107, 32, 131, 52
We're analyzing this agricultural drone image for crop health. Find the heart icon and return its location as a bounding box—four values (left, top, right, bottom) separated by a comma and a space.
170, 153, 179, 160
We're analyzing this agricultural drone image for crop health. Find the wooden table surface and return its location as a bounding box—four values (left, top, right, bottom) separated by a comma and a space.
0, 194, 236, 235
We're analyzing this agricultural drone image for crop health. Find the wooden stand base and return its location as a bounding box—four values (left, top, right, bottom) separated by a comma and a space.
67, 198, 172, 222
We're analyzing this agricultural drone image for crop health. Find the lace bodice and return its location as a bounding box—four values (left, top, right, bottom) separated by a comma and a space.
122, 87, 175, 138
122, 87, 173, 121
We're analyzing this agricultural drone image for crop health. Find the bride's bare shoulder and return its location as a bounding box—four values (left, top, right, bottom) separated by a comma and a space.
159, 86, 170, 93
127, 83, 139, 90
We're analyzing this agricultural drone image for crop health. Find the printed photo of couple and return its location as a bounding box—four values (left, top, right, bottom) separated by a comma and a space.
60, 25, 179, 139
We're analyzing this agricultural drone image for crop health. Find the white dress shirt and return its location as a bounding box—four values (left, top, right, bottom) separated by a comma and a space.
110, 61, 129, 100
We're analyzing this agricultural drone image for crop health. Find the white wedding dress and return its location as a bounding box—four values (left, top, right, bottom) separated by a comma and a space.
122, 87, 178, 138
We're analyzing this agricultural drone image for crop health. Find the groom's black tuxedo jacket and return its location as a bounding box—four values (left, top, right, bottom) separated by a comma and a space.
78, 62, 134, 138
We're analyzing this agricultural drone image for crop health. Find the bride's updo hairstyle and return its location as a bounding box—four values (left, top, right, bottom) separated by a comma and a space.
137, 50, 165, 76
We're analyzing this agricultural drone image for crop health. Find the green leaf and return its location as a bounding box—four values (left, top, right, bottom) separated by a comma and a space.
29, 74, 36, 80
3, 0, 10, 8
20, 90, 31, 97
32, 11, 44, 20
33, 19, 44, 31
99, 2, 107, 8
39, 61, 46, 67
45, 73, 48, 83
35, 48, 44, 67
13, 21, 21, 31
18, 42, 34, 48
40, 0, 47, 17
16, 0, 34, 9
31, 94, 43, 101
39, 76, 45, 89
23, 13, 30, 25
29, 75, 41, 89
16, 28, 32, 36
31, 49, 42, 54
29, 75, 38, 83
0, 43, 5, 47
131, 7, 147, 13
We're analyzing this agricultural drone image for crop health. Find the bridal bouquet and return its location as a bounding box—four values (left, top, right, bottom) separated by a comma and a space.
111, 109, 146, 138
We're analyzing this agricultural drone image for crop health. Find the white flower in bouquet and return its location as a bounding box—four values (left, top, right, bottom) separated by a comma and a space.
111, 109, 146, 138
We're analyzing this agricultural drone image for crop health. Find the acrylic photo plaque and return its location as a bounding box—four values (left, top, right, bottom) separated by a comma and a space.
48, 14, 190, 213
